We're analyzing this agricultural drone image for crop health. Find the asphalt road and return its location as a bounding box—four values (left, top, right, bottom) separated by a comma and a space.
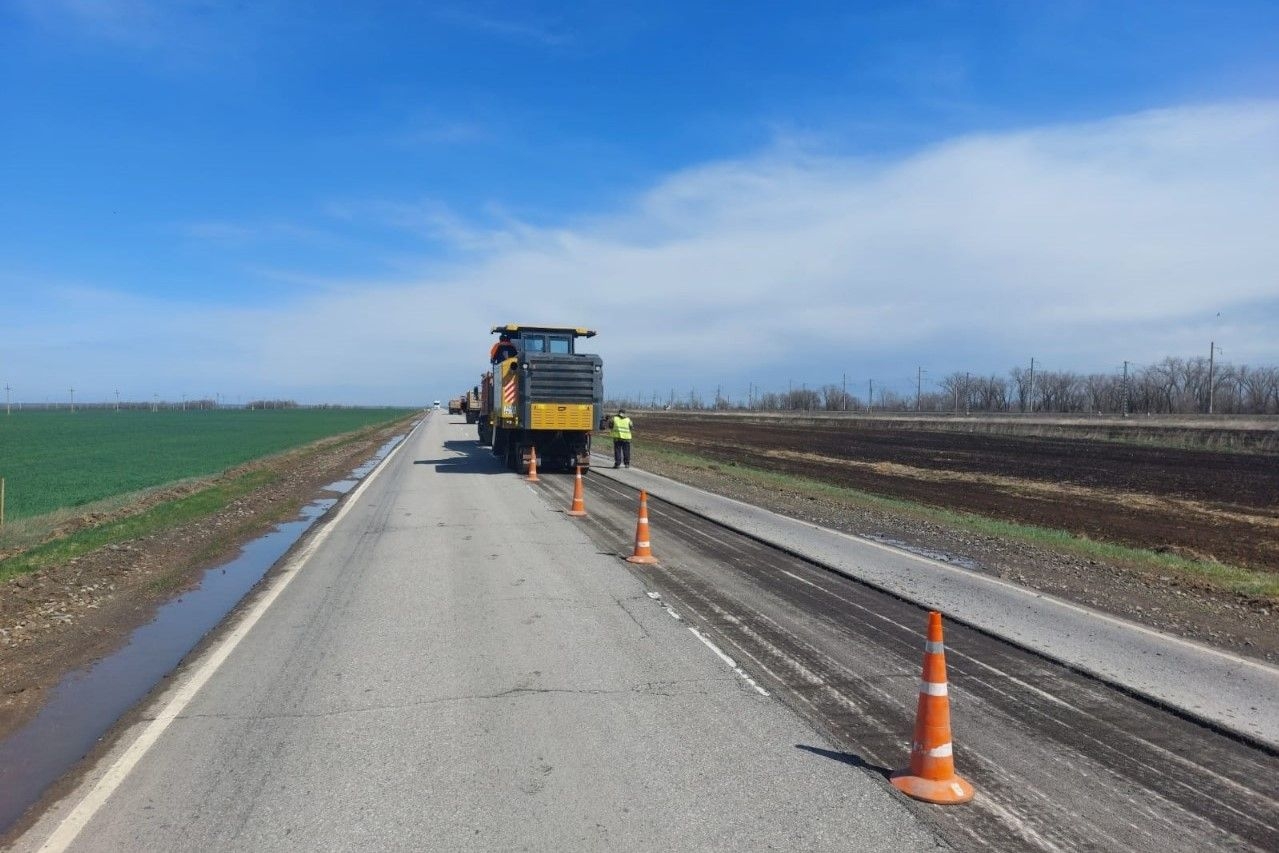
15, 414, 942, 852
532, 454, 1279, 850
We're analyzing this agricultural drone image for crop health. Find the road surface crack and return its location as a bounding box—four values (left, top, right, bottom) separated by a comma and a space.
613, 594, 652, 638
167, 678, 736, 722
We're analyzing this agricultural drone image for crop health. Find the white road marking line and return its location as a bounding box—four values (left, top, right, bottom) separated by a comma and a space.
35, 419, 423, 853
778, 568, 822, 589
687, 625, 770, 696
644, 589, 682, 620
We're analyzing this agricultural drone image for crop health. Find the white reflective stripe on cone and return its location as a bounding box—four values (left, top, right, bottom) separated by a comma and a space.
926, 743, 953, 758
919, 680, 949, 696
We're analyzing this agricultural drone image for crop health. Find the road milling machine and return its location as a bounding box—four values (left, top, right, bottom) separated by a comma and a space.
476, 324, 603, 472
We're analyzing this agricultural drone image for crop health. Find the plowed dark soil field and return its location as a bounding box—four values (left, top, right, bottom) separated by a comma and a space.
638, 413, 1279, 571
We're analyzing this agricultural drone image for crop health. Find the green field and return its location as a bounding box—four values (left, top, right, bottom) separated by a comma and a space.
0, 408, 415, 522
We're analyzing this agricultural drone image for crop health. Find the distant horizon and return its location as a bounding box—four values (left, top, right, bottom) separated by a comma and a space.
5, 340, 1276, 412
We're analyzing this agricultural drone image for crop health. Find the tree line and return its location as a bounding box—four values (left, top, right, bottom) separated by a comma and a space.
617, 356, 1279, 415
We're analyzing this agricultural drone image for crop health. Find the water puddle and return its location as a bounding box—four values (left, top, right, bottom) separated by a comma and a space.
0, 431, 407, 836
352, 434, 404, 479
321, 434, 405, 495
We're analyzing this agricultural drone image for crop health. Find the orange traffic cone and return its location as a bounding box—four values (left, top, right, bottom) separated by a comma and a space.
625, 490, 659, 564
525, 447, 540, 482
890, 611, 975, 805
566, 466, 588, 517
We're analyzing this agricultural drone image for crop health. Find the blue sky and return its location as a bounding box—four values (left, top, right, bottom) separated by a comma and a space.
2, 1, 1277, 405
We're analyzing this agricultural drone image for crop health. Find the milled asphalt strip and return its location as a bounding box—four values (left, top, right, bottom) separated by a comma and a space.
589, 454, 1279, 751
34, 417, 425, 853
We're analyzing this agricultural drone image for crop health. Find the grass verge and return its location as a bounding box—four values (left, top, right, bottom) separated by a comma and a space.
0, 416, 412, 584
0, 469, 278, 583
623, 438, 1279, 601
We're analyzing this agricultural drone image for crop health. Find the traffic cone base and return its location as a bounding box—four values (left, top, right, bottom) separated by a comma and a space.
892, 611, 975, 805
626, 490, 659, 564
890, 770, 974, 805
566, 466, 588, 517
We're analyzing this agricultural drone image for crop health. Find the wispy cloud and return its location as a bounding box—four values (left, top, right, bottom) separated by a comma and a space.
180, 220, 336, 247
5, 101, 1277, 403
431, 5, 571, 47
392, 121, 489, 147
320, 198, 530, 254
17, 0, 167, 47
15, 0, 271, 67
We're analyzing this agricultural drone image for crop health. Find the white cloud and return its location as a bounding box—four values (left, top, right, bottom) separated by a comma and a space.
4, 100, 1277, 403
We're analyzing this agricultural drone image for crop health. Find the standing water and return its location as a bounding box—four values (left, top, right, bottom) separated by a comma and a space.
0, 431, 408, 836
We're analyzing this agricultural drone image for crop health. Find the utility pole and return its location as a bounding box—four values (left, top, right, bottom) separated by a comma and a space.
1027, 357, 1035, 414
4, 385, 10, 416
842, 373, 847, 411
867, 379, 873, 413
964, 371, 970, 415
114, 389, 120, 412
916, 367, 924, 412
1207, 341, 1217, 415
153, 393, 158, 413
1122, 361, 1130, 417
182, 393, 187, 412
69, 387, 75, 413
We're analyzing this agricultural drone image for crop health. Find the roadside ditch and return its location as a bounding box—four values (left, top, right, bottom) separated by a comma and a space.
0, 416, 417, 836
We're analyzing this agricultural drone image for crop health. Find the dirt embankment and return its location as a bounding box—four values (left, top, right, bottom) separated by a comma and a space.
0, 416, 416, 742
638, 413, 1279, 572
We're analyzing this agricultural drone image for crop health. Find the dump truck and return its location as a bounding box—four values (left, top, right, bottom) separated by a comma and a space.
463, 387, 481, 424
478, 324, 603, 472
447, 397, 464, 415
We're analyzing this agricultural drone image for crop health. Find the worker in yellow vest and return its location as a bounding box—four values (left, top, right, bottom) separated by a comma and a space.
610, 408, 633, 468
